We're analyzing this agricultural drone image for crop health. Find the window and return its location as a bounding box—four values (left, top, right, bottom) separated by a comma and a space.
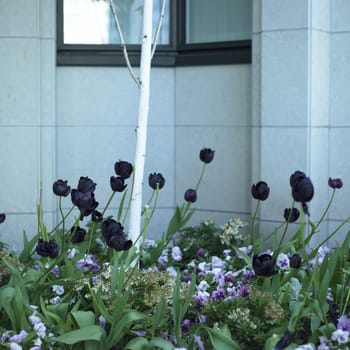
57, 0, 252, 67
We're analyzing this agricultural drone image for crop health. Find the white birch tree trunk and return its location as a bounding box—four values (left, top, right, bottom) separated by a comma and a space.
128, 0, 153, 245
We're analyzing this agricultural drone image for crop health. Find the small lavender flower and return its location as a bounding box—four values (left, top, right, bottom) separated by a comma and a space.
67, 248, 78, 259
197, 280, 210, 291
317, 336, 331, 350
237, 245, 253, 259
294, 344, 314, 350
211, 256, 224, 272
134, 330, 147, 337
50, 296, 61, 305
338, 316, 350, 332
33, 322, 46, 338
181, 319, 191, 333
9, 330, 28, 343
166, 266, 177, 277
196, 315, 207, 324
30, 337, 42, 350
52, 284, 64, 296
171, 246, 182, 262
9, 343, 23, 350
1, 331, 10, 342
331, 329, 349, 344
196, 247, 205, 257
99, 315, 106, 328
211, 287, 225, 301
277, 253, 290, 270
238, 284, 250, 297
157, 254, 168, 266
51, 265, 60, 277
29, 314, 42, 326
194, 290, 210, 305
194, 335, 205, 350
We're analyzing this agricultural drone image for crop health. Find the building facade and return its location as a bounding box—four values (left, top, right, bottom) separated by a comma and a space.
0, 0, 349, 249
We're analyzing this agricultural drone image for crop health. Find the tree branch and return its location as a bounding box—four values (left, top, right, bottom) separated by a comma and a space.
151, 0, 166, 59
109, 0, 141, 87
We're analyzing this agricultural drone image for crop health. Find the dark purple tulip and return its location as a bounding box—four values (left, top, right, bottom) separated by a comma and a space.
101, 218, 132, 251
328, 177, 343, 189
199, 148, 215, 163
114, 161, 133, 180
110, 176, 127, 192
290, 171, 314, 203
252, 253, 277, 277
53, 179, 71, 197
36, 238, 59, 259
71, 190, 97, 210
148, 173, 165, 190
251, 181, 270, 201
275, 331, 293, 350
283, 208, 300, 223
77, 176, 96, 193
91, 210, 103, 223
289, 253, 302, 268
102, 218, 124, 238
107, 234, 133, 251
184, 188, 197, 203
0, 213, 5, 224
71, 226, 87, 244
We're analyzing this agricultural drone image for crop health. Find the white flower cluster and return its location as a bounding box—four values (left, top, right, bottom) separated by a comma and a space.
219, 218, 247, 245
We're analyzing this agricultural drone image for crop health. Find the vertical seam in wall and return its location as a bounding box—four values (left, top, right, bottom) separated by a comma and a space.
307, 0, 312, 175
327, 0, 331, 234
37, 0, 42, 198
53, 0, 59, 225
174, 66, 177, 210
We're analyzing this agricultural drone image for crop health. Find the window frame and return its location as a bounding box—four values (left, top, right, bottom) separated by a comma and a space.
56, 0, 251, 67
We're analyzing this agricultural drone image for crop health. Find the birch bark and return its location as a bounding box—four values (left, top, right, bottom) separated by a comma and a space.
128, 0, 153, 245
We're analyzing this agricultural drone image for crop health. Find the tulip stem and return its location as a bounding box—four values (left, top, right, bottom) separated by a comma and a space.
278, 200, 295, 250
102, 191, 116, 217
249, 200, 260, 245
141, 185, 159, 238
122, 168, 136, 225
48, 205, 75, 236
313, 189, 336, 232
195, 163, 206, 191
86, 221, 96, 257
37, 181, 48, 242
58, 196, 66, 253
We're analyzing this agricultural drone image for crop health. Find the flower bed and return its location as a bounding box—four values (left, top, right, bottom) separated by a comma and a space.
0, 149, 349, 349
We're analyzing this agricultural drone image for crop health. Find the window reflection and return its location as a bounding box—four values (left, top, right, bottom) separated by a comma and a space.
63, 0, 170, 45
186, 0, 252, 44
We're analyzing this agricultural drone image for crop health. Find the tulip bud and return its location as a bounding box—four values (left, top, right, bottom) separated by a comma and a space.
199, 148, 215, 163
290, 171, 314, 202
184, 188, 197, 203
328, 177, 343, 189
251, 181, 270, 201
283, 208, 300, 223
289, 253, 302, 268
252, 253, 277, 277
77, 176, 96, 193
71, 226, 87, 244
114, 161, 133, 179
148, 173, 165, 190
53, 179, 71, 197
110, 176, 127, 192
